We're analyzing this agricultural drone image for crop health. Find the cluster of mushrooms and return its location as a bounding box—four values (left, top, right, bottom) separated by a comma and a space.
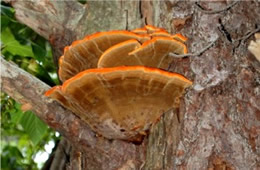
45, 25, 192, 142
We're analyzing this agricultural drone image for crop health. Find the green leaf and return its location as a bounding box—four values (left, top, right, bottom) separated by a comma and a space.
1, 28, 34, 57
10, 103, 23, 124
27, 59, 56, 86
78, 0, 87, 4
2, 145, 24, 158
32, 43, 46, 62
1, 4, 15, 19
19, 112, 48, 145
0, 16, 10, 29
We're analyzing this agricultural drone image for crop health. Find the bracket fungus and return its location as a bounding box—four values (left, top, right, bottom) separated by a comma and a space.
98, 37, 187, 69
46, 26, 192, 142
59, 31, 150, 82
131, 25, 167, 35
46, 66, 192, 141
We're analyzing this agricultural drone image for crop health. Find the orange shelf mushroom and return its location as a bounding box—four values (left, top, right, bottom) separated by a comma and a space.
131, 25, 187, 42
59, 31, 150, 82
59, 26, 188, 82
171, 33, 188, 42
45, 66, 192, 141
143, 25, 168, 34
98, 37, 187, 69
46, 25, 192, 142
131, 27, 148, 35
97, 39, 142, 68
131, 25, 168, 35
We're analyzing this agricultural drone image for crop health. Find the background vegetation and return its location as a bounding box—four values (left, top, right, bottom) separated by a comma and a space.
1, 2, 60, 169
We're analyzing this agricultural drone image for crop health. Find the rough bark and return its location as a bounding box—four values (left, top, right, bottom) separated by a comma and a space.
2, 0, 260, 170
42, 139, 71, 170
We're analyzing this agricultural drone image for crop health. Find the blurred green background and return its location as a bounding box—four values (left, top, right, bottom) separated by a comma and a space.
1, 2, 60, 169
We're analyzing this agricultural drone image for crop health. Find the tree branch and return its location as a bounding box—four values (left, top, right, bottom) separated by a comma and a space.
1, 57, 144, 169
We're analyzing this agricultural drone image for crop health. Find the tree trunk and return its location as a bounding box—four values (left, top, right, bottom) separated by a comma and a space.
2, 1, 259, 169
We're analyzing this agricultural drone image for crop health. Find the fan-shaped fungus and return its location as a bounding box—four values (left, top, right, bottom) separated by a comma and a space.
97, 39, 142, 68
131, 25, 167, 35
46, 66, 192, 141
144, 25, 168, 34
59, 31, 150, 82
97, 37, 187, 69
46, 26, 192, 142
131, 27, 148, 35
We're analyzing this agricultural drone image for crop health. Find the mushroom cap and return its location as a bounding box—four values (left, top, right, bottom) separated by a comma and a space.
150, 31, 172, 38
97, 37, 187, 69
144, 25, 168, 34
148, 32, 188, 44
131, 26, 187, 43
131, 28, 148, 34
45, 66, 192, 141
59, 30, 150, 82
151, 32, 188, 43
131, 25, 168, 35
97, 39, 142, 68
59, 26, 188, 81
171, 33, 188, 42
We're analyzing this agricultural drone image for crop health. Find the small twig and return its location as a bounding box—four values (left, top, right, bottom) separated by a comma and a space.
234, 27, 260, 43
168, 37, 219, 58
195, 1, 239, 14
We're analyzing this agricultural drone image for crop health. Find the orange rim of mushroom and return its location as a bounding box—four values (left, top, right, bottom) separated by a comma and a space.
45, 86, 61, 97
131, 25, 168, 34
45, 66, 192, 96
150, 31, 172, 37
129, 36, 188, 55
61, 28, 187, 62
144, 25, 168, 33
59, 30, 152, 81
58, 27, 188, 82
131, 28, 148, 34
63, 27, 187, 53
83, 30, 149, 41
60, 30, 151, 73
63, 30, 150, 53
58, 56, 64, 79
149, 31, 187, 43
97, 39, 141, 67
172, 33, 188, 42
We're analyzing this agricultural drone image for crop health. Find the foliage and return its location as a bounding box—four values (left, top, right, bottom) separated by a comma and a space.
1, 3, 58, 86
78, 0, 87, 5
1, 2, 60, 169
